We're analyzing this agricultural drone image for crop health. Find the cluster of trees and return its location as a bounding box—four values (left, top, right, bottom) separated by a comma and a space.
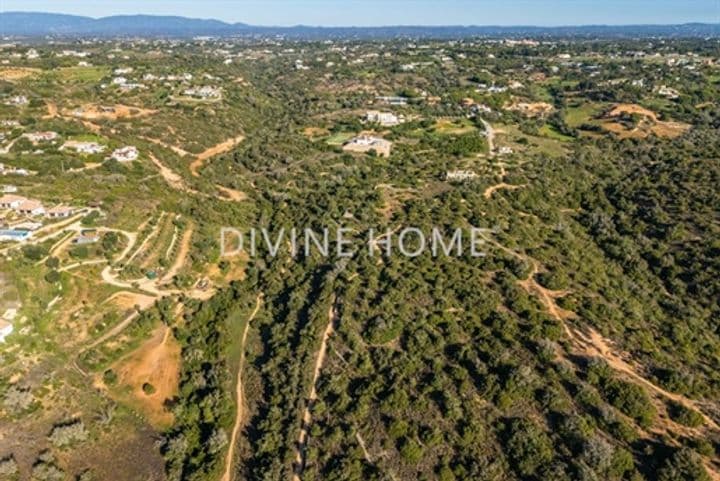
162, 287, 245, 481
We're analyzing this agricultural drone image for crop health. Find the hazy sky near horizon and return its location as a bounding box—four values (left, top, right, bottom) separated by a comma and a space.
1, 0, 718, 26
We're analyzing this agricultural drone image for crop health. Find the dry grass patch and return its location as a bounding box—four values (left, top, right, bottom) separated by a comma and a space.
111, 326, 181, 428
65, 104, 157, 121
105, 291, 157, 311
0, 67, 40, 81
505, 100, 555, 117
302, 127, 330, 139
216, 185, 247, 201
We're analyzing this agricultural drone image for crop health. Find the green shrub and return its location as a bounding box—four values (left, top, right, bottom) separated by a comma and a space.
504, 419, 554, 477
667, 401, 704, 428
44, 270, 61, 284
22, 245, 48, 261
605, 379, 656, 428
102, 369, 118, 386
657, 448, 710, 481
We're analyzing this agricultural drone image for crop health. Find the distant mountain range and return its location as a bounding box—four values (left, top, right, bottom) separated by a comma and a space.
1, 12, 718, 39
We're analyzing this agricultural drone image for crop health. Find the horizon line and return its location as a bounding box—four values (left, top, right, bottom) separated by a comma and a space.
3, 10, 719, 29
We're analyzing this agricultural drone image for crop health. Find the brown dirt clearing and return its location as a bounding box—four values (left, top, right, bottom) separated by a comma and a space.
0, 67, 40, 81
216, 185, 247, 201
105, 291, 157, 311
111, 326, 181, 428
65, 103, 157, 121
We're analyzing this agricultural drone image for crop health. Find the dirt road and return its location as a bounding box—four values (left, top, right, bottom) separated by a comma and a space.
292, 296, 338, 481
148, 154, 195, 193
480, 118, 496, 154
221, 294, 263, 481
190, 135, 244, 177
483, 182, 526, 199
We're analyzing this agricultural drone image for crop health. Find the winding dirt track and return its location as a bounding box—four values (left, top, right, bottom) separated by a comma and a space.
190, 135, 245, 177
221, 294, 263, 481
483, 233, 720, 436
292, 296, 338, 481
483, 182, 526, 199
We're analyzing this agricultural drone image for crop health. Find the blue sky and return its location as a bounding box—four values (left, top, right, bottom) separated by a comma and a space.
1, 0, 718, 26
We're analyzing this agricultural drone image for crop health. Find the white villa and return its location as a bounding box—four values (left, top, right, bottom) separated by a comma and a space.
0, 194, 25, 209
343, 136, 393, 157
183, 86, 222, 100
365, 111, 404, 127
24, 131, 59, 143
46, 205, 75, 219
110, 146, 139, 162
657, 85, 680, 99
16, 199, 45, 216
61, 141, 106, 155
498, 146, 514, 155
376, 96, 409, 106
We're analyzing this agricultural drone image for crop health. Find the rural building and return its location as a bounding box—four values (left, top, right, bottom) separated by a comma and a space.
110, 146, 139, 162
46, 205, 75, 218
183, 86, 222, 99
498, 146, 514, 155
61, 141, 106, 155
24, 131, 58, 143
16, 200, 45, 216
0, 194, 26, 209
1, 185, 18, 193
343, 136, 393, 157
657, 85, 680, 99
73, 231, 99, 245
365, 111, 404, 126
376, 96, 409, 106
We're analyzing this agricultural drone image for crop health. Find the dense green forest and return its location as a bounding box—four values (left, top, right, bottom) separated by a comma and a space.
166, 104, 720, 481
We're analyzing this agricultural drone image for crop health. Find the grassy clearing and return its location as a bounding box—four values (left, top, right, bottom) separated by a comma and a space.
69, 133, 106, 143
55, 66, 111, 83
325, 132, 355, 146
432, 118, 478, 135
539, 124, 574, 142
500, 124, 569, 157
565, 102, 604, 128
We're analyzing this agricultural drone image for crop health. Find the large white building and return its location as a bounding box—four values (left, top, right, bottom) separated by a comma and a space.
110, 146, 139, 162
16, 200, 45, 216
343, 136, 393, 157
365, 111, 404, 127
